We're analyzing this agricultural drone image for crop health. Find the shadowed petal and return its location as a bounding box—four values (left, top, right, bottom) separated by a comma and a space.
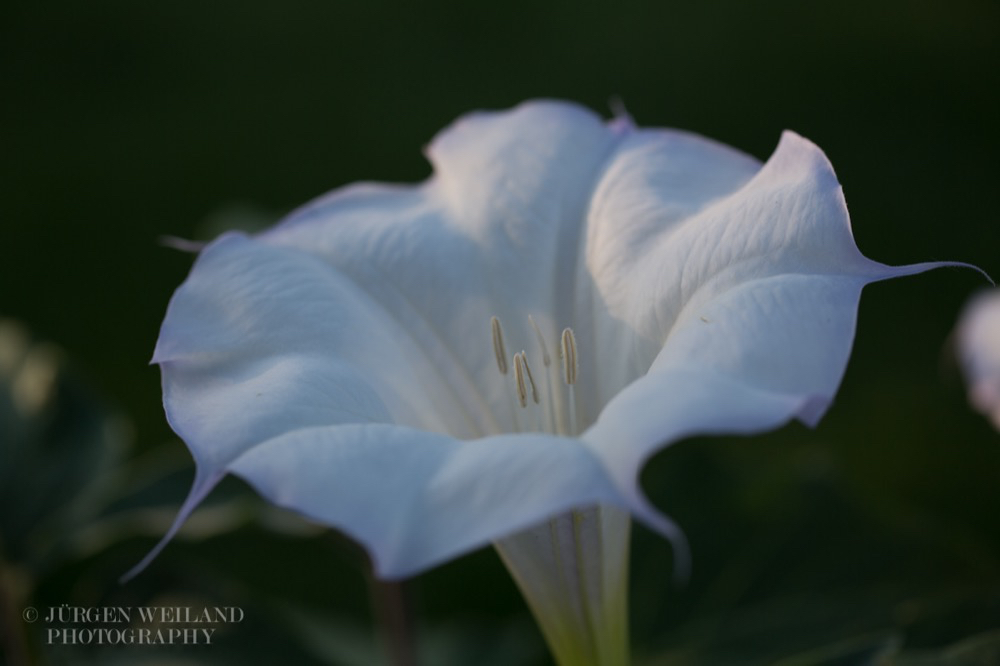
228, 425, 631, 579
154, 231, 491, 468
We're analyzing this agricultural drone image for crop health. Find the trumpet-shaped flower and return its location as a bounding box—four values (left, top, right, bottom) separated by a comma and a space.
956, 289, 1000, 429
140, 100, 960, 665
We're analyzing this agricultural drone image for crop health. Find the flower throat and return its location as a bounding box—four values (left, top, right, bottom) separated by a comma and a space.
491, 316, 582, 437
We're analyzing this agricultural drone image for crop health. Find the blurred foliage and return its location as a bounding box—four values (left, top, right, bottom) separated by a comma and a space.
2, 0, 999, 664
0, 319, 127, 567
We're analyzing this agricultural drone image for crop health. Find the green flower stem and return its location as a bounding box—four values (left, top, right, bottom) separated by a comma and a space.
496, 505, 631, 666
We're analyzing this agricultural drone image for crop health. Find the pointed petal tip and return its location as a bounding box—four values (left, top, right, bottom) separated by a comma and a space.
768, 129, 840, 183
667, 523, 692, 585
607, 95, 635, 134
870, 260, 992, 285
622, 487, 691, 584
119, 537, 170, 584
777, 128, 811, 145
158, 235, 206, 253
775, 129, 837, 164
796, 394, 833, 428
119, 470, 223, 584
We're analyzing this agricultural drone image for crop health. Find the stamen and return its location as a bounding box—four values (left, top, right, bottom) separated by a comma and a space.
520, 350, 540, 404
513, 353, 528, 408
490, 317, 583, 432
561, 328, 577, 385
527, 315, 551, 366
491, 316, 508, 375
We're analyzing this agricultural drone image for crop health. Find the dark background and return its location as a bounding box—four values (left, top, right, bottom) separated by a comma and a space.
2, 1, 998, 664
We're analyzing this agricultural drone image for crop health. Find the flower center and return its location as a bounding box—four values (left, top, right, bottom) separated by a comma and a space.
491, 316, 582, 437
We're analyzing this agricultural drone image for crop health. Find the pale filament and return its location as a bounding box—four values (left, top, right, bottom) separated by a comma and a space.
528, 315, 551, 367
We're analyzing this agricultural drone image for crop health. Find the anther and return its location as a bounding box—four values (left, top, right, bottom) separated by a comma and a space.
561, 328, 577, 385
491, 316, 508, 375
527, 315, 551, 367
513, 353, 528, 408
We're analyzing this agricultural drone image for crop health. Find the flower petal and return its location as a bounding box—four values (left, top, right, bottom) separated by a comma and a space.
261, 101, 622, 406
154, 231, 490, 465
227, 425, 630, 579
571, 124, 766, 414
583, 130, 961, 490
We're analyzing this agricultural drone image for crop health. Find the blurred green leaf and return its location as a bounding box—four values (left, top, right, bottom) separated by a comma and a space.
892, 629, 1000, 666
0, 319, 128, 569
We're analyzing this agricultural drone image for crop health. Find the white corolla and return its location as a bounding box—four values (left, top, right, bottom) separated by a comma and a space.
140, 100, 962, 665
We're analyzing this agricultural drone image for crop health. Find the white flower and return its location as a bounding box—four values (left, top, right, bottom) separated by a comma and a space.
136, 100, 961, 664
956, 289, 1000, 429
